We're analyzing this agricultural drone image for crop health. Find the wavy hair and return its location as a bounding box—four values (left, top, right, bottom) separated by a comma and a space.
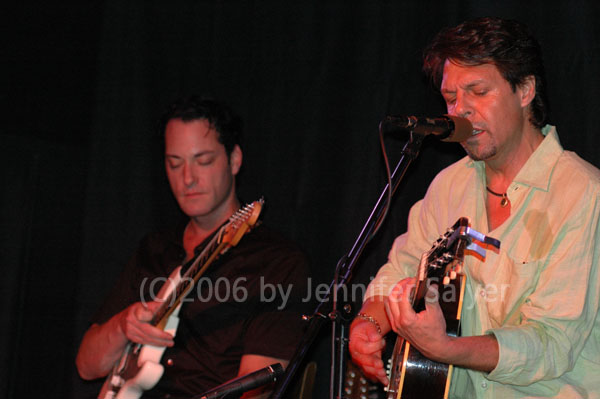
423, 17, 549, 128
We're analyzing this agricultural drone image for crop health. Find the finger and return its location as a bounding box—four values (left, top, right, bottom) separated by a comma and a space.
123, 305, 174, 345
144, 301, 163, 312
131, 324, 175, 346
349, 346, 389, 386
131, 335, 174, 347
424, 283, 442, 316
349, 338, 385, 355
350, 351, 385, 374
361, 364, 387, 383
399, 277, 416, 309
425, 283, 439, 303
353, 339, 386, 357
366, 330, 386, 349
356, 327, 385, 345
360, 359, 389, 386
139, 323, 175, 339
133, 304, 155, 323
386, 278, 416, 329
376, 368, 390, 386
384, 282, 403, 326
133, 300, 165, 321
349, 333, 385, 357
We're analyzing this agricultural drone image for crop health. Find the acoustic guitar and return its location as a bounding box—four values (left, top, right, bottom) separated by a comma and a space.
385, 217, 500, 399
98, 199, 264, 399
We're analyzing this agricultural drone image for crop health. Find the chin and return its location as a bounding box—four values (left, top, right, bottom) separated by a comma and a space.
178, 203, 210, 218
462, 144, 497, 162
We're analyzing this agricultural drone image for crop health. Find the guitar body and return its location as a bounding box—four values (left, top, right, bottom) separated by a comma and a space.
99, 268, 183, 399
387, 277, 462, 399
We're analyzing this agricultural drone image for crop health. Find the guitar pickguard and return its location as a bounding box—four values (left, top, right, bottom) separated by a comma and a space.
99, 268, 183, 399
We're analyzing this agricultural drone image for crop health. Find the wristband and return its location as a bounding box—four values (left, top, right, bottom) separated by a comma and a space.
356, 312, 382, 335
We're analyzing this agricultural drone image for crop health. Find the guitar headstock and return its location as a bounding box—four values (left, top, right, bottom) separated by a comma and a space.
220, 198, 264, 247
424, 217, 500, 285
425, 217, 470, 285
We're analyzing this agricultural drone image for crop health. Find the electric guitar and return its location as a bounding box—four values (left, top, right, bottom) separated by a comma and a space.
385, 217, 500, 399
98, 199, 264, 399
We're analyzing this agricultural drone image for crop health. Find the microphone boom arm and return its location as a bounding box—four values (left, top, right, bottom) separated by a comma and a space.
269, 130, 428, 399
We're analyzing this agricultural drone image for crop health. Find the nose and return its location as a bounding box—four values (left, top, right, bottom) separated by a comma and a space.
454, 92, 472, 119
183, 162, 196, 187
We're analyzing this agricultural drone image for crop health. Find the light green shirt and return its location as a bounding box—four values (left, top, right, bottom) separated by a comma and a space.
366, 126, 600, 398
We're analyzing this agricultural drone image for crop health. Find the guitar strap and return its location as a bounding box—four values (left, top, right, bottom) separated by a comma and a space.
181, 227, 222, 275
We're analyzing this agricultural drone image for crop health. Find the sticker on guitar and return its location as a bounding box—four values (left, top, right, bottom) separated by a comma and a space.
98, 199, 264, 399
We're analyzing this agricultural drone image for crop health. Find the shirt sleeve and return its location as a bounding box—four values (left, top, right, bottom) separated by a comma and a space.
243, 245, 311, 360
365, 169, 458, 301
92, 232, 179, 325
91, 238, 150, 325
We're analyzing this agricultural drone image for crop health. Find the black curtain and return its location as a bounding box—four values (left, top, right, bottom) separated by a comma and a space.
4, 1, 599, 398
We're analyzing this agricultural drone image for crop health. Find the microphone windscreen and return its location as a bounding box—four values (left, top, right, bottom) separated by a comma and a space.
443, 115, 473, 142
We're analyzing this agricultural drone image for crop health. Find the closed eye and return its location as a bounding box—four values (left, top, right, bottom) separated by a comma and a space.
166, 158, 183, 169
442, 93, 456, 105
196, 154, 215, 165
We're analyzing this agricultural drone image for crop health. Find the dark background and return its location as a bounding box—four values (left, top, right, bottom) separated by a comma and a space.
3, 1, 599, 398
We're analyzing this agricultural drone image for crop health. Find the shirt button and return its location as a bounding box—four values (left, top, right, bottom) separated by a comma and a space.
480, 290, 486, 297
481, 381, 488, 389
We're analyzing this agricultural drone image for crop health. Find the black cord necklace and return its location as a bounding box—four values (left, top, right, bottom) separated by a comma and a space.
486, 186, 510, 207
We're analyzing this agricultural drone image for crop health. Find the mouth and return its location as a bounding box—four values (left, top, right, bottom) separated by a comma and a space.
472, 129, 484, 136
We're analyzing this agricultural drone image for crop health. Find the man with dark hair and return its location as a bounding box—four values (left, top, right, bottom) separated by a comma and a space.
349, 17, 600, 398
76, 96, 309, 398
158, 96, 243, 158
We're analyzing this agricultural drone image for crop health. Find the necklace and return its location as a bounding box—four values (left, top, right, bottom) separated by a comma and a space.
486, 186, 510, 207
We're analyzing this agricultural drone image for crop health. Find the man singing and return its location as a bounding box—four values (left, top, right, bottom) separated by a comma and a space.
349, 17, 600, 398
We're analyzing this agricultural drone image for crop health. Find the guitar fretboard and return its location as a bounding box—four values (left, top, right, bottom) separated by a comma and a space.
149, 201, 261, 328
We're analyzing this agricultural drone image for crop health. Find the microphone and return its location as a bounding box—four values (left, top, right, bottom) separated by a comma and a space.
195, 363, 284, 399
383, 114, 473, 142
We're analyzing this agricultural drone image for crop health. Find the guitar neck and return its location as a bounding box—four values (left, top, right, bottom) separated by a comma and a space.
148, 199, 264, 329
150, 228, 226, 328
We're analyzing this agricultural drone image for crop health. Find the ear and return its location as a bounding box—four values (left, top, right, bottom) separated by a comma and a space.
518, 75, 536, 108
229, 144, 242, 176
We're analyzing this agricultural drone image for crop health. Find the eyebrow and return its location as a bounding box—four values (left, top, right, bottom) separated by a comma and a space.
165, 150, 216, 159
442, 80, 486, 94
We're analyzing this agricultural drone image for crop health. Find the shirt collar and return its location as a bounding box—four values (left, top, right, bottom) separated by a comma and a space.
512, 125, 562, 191
467, 125, 563, 192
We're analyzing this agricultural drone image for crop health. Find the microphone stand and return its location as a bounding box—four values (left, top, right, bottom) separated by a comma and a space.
270, 131, 427, 399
